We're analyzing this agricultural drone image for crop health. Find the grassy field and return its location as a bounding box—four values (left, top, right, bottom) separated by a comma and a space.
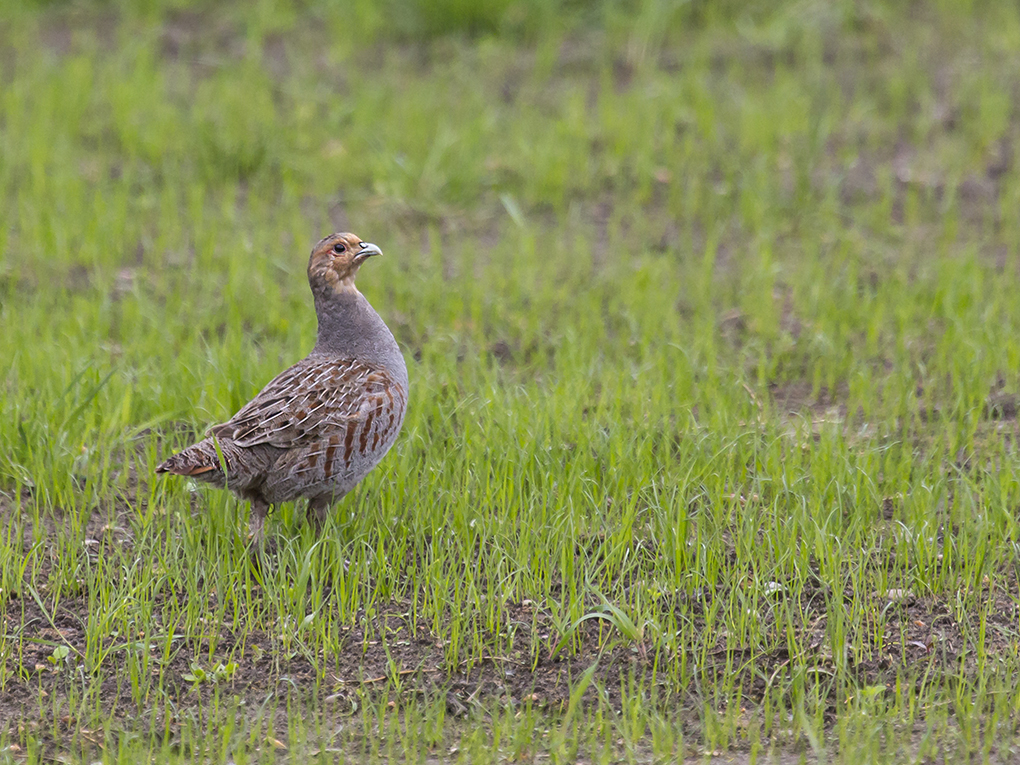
3, 0, 1020, 761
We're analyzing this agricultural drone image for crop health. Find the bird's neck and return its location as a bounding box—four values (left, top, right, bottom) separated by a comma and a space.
312, 288, 407, 384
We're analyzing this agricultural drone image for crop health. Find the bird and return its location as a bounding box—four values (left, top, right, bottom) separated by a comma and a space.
157, 232, 408, 542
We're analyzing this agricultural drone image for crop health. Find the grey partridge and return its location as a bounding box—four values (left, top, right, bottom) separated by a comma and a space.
157, 233, 408, 541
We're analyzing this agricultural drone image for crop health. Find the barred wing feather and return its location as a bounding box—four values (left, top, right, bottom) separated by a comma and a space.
209, 358, 400, 449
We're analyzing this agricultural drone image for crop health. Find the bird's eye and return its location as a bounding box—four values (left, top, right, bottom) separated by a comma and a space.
332, 242, 346, 254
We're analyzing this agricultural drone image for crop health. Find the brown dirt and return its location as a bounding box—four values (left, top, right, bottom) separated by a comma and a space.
3, 495, 1017, 752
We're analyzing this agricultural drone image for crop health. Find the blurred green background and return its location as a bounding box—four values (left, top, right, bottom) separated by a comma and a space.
4, 0, 1020, 761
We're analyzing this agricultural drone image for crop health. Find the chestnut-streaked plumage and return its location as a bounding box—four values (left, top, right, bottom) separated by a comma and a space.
157, 233, 408, 541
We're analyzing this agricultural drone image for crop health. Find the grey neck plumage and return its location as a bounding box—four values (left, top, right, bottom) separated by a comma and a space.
312, 288, 408, 389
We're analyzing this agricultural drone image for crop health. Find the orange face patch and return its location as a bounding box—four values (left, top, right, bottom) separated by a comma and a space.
308, 232, 368, 293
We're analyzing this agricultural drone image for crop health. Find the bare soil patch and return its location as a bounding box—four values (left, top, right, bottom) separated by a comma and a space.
3, 501, 1016, 747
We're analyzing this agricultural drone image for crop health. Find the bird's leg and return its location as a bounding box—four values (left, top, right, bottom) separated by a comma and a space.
306, 496, 330, 533
248, 499, 270, 545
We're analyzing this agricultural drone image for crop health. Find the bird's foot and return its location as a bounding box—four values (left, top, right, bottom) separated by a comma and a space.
306, 498, 331, 534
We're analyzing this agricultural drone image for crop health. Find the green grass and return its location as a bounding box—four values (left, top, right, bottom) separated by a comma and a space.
4, 0, 1020, 762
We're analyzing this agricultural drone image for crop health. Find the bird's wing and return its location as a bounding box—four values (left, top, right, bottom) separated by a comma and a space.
209, 357, 403, 449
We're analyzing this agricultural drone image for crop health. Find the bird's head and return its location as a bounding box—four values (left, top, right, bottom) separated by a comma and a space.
308, 232, 382, 295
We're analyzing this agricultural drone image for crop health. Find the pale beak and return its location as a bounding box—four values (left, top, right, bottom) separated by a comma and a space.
353, 242, 382, 263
